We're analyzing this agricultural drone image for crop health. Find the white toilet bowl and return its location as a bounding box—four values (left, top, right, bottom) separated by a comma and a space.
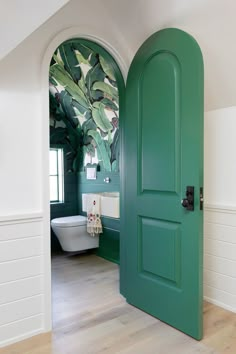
51, 215, 99, 252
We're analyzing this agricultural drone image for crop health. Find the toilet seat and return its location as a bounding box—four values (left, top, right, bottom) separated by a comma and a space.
51, 215, 86, 227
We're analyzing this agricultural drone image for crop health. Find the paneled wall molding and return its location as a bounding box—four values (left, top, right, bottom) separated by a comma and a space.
204, 204, 236, 313
0, 212, 43, 225
204, 203, 236, 214
0, 213, 45, 348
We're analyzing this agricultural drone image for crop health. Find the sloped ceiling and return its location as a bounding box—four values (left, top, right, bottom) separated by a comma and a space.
0, 0, 70, 60
1, 0, 235, 111
101, 0, 236, 111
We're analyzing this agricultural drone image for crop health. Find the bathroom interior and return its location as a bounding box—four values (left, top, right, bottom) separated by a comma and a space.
49, 38, 122, 328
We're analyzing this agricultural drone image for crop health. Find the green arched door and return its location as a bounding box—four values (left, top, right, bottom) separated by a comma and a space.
122, 28, 204, 339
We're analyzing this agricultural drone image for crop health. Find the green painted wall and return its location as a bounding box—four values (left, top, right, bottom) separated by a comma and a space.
77, 171, 120, 263
98, 218, 120, 264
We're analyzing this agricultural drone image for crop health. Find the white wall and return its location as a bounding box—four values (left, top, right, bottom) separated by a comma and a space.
204, 107, 236, 311
0, 0, 129, 218
0, 0, 236, 347
204, 107, 236, 207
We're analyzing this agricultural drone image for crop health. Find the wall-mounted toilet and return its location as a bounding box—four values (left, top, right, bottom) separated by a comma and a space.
51, 215, 99, 252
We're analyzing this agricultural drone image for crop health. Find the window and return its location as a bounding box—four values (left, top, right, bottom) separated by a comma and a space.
50, 148, 64, 203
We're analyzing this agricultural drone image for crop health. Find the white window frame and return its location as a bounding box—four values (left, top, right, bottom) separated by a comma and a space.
49, 148, 64, 203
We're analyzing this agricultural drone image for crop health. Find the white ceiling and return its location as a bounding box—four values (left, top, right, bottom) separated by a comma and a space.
0, 0, 70, 60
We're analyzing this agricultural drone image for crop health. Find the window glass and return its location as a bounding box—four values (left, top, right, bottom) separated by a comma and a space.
50, 176, 58, 201
50, 150, 58, 175
50, 148, 64, 203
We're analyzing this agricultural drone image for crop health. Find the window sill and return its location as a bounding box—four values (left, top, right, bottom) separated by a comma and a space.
50, 201, 64, 205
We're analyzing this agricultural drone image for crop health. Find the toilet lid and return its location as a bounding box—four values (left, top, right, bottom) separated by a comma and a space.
51, 215, 87, 227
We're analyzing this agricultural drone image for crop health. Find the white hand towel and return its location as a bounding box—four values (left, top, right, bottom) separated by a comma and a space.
86, 194, 103, 236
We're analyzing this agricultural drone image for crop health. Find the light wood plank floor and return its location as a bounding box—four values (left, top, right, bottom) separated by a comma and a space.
1, 253, 236, 354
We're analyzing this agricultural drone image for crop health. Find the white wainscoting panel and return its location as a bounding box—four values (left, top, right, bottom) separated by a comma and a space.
0, 315, 43, 346
0, 276, 43, 305
204, 205, 236, 312
0, 236, 43, 263
0, 214, 45, 348
1, 206, 236, 347
0, 256, 43, 284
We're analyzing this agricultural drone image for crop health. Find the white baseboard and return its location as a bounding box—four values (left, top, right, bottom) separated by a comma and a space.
204, 295, 236, 314
0, 327, 44, 348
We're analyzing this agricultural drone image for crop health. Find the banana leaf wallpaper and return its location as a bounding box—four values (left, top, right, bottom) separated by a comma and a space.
49, 39, 119, 173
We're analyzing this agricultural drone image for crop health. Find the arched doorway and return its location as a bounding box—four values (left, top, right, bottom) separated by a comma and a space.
47, 36, 125, 330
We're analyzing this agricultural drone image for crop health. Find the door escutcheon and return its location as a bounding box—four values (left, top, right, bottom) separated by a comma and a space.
181, 186, 194, 211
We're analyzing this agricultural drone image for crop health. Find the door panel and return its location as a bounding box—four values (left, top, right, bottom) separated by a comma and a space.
139, 217, 181, 284
141, 51, 181, 193
123, 28, 204, 339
